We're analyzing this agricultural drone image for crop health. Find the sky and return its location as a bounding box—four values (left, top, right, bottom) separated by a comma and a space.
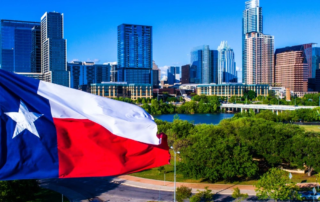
1, 0, 320, 77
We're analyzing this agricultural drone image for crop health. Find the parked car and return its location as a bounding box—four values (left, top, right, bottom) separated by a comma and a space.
301, 191, 320, 200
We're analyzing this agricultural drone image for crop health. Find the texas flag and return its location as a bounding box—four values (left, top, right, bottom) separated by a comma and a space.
0, 69, 170, 180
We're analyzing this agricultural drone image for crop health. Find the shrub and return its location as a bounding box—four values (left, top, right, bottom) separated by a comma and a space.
176, 185, 192, 202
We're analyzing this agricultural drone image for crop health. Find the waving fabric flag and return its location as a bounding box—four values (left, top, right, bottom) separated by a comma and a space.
0, 70, 170, 180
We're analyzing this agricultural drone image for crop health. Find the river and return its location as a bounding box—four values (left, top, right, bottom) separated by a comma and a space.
154, 113, 234, 125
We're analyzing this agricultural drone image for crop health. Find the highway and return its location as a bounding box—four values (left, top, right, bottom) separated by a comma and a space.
39, 177, 300, 202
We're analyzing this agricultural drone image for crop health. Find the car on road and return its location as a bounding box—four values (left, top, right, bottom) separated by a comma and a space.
300, 191, 320, 200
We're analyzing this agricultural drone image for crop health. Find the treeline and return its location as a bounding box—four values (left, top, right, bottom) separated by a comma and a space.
236, 107, 320, 122
156, 116, 320, 182
141, 95, 221, 115
229, 90, 320, 106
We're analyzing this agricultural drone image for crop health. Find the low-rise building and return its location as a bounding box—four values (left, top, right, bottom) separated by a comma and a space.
91, 82, 153, 100
196, 83, 269, 97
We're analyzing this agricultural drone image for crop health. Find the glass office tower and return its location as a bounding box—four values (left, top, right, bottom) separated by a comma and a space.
190, 45, 218, 84
0, 20, 40, 72
117, 24, 152, 84
41, 12, 69, 87
218, 41, 237, 84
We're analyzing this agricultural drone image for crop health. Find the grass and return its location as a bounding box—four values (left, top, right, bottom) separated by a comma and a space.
33, 188, 69, 202
300, 125, 320, 132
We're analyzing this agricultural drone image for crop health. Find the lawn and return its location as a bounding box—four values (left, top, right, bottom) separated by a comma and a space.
131, 152, 320, 185
300, 125, 320, 132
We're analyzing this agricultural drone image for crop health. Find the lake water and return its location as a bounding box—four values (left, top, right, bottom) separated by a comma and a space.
154, 113, 234, 125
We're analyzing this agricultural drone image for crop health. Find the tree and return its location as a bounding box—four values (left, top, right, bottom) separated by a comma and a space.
189, 187, 214, 202
255, 168, 299, 202
0, 180, 40, 202
176, 185, 192, 202
291, 132, 320, 176
231, 187, 248, 202
244, 90, 256, 100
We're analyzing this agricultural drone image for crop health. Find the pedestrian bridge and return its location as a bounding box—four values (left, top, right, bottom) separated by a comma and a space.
221, 104, 317, 114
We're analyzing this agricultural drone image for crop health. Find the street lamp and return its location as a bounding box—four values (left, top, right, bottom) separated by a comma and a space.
170, 146, 180, 202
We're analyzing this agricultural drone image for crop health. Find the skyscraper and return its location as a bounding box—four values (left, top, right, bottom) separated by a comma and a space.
217, 41, 237, 84
242, 0, 274, 85
274, 44, 315, 93
181, 64, 190, 84
0, 20, 40, 72
167, 66, 178, 85
117, 24, 152, 84
41, 12, 69, 87
190, 45, 218, 84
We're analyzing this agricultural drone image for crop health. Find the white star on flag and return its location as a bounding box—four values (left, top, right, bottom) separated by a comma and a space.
5, 100, 43, 139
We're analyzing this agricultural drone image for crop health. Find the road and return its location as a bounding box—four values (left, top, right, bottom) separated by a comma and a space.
39, 177, 303, 202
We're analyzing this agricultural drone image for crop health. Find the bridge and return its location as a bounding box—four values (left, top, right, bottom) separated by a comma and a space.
221, 104, 317, 114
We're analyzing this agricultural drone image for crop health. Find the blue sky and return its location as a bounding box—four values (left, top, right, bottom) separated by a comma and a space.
1, 0, 320, 75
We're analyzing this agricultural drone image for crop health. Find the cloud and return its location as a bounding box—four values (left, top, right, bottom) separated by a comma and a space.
236, 66, 242, 71
86, 58, 101, 63
103, 61, 117, 65
70, 59, 80, 62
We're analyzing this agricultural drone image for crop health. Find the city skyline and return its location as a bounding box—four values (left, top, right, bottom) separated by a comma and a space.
1, 0, 319, 77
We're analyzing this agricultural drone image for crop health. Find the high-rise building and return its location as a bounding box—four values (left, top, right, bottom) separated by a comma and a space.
312, 47, 320, 78
152, 69, 159, 88
217, 41, 237, 84
0, 20, 40, 72
41, 12, 69, 87
152, 60, 161, 80
181, 65, 190, 84
190, 45, 218, 84
67, 61, 111, 89
242, 0, 274, 85
175, 66, 180, 83
110, 64, 118, 82
245, 33, 274, 85
31, 25, 41, 73
167, 66, 178, 85
274, 44, 312, 92
117, 24, 152, 84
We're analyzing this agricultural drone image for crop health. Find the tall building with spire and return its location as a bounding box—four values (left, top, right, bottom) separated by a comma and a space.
217, 41, 237, 84
242, 0, 274, 85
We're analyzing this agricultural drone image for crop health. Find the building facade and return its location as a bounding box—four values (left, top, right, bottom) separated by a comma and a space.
152, 69, 159, 88
217, 41, 237, 84
245, 33, 274, 85
197, 83, 269, 97
117, 24, 152, 84
167, 66, 178, 85
242, 0, 274, 86
41, 12, 69, 87
190, 45, 218, 84
91, 82, 153, 100
0, 20, 40, 72
274, 44, 314, 93
67, 61, 111, 89
181, 64, 190, 84
312, 47, 320, 78
152, 60, 161, 80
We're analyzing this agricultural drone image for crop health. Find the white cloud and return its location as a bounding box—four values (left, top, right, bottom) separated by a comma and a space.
70, 59, 80, 62
103, 61, 117, 65
236, 66, 242, 71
